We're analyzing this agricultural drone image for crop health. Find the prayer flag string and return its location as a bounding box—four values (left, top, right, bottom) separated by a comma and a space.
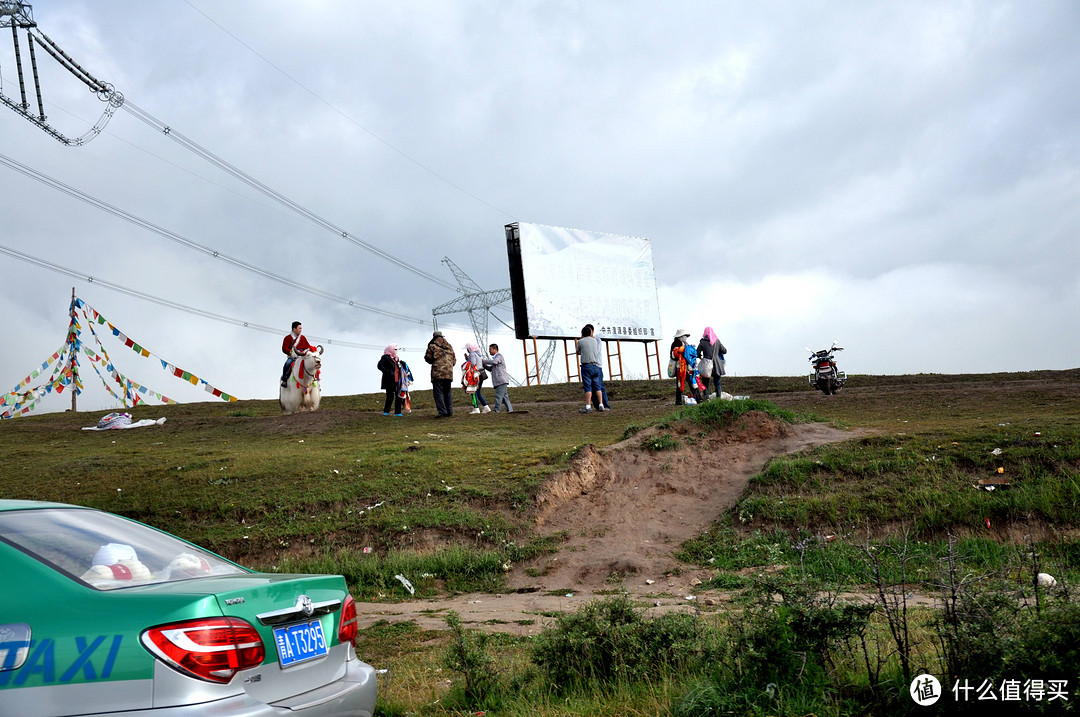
75, 299, 238, 403
2, 296, 239, 418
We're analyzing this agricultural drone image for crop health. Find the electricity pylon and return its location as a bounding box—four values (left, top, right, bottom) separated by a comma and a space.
432, 257, 557, 383
431, 257, 510, 351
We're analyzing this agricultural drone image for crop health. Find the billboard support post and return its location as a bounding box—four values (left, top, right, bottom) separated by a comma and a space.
644, 340, 661, 380
605, 340, 624, 382
522, 338, 541, 386
564, 339, 580, 384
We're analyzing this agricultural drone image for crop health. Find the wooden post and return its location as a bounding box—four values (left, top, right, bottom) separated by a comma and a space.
645, 340, 662, 380
603, 339, 624, 382
564, 339, 580, 384
522, 338, 540, 386
69, 287, 78, 413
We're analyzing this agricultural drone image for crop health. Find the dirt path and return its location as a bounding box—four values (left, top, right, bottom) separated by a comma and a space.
354, 411, 855, 634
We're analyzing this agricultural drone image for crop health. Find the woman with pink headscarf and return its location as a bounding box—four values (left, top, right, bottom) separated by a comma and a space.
696, 327, 727, 399
377, 344, 405, 416
463, 342, 490, 413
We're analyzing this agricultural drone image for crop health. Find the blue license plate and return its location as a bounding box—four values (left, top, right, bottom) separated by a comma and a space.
273, 619, 328, 668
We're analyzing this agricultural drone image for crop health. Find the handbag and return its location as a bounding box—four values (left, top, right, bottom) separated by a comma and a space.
666, 357, 676, 378
697, 357, 713, 379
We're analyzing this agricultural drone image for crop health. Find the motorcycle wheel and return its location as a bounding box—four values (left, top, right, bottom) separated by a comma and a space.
823, 378, 835, 395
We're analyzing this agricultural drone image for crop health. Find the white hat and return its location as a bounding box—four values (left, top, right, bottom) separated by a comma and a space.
93, 542, 138, 566
674, 328, 690, 338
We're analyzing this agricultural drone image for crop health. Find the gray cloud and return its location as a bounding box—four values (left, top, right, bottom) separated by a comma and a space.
2, 1, 1076, 413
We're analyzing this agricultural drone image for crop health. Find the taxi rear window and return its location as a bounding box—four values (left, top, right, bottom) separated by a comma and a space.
0, 508, 246, 590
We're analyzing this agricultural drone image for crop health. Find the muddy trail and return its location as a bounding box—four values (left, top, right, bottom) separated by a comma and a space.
354, 411, 854, 634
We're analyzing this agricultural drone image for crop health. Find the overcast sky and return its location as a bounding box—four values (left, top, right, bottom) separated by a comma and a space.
2, 1, 1077, 414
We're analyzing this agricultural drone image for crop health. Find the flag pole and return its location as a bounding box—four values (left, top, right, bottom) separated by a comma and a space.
68, 287, 78, 413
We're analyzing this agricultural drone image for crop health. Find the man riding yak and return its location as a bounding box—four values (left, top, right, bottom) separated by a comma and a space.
281, 321, 316, 388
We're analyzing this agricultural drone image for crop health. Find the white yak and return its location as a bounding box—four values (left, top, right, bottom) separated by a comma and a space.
279, 346, 323, 415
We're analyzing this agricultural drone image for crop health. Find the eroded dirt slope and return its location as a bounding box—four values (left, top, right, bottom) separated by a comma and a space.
355, 411, 853, 634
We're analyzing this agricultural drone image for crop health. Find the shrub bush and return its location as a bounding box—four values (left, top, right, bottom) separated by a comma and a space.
530, 594, 709, 689
442, 611, 501, 708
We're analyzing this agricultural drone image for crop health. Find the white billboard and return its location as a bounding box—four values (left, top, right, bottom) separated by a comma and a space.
505, 223, 663, 341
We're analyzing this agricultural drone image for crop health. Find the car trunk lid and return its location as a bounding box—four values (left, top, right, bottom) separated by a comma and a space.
207, 573, 352, 704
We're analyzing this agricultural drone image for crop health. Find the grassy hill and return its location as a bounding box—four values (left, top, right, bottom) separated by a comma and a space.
5, 369, 1080, 715
3, 370, 1078, 586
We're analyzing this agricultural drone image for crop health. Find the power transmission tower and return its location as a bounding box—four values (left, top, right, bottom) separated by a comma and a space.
1, 1, 124, 145
431, 257, 510, 351
432, 257, 558, 383
537, 340, 556, 383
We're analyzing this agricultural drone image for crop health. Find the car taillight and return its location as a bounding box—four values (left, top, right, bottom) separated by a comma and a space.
338, 593, 358, 644
142, 617, 265, 683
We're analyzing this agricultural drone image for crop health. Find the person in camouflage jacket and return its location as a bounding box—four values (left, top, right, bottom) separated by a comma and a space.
424, 330, 456, 417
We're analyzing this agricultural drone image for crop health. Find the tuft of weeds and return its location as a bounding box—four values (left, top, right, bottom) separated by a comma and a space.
642, 432, 680, 452
442, 611, 502, 709
682, 397, 806, 427
272, 545, 523, 600
530, 593, 715, 690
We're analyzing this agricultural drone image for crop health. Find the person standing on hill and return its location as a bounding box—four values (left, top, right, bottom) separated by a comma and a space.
377, 344, 405, 416
670, 328, 691, 405
464, 343, 490, 413
424, 330, 456, 418
585, 324, 611, 411
281, 321, 314, 387
577, 324, 606, 413
483, 343, 513, 413
696, 327, 727, 399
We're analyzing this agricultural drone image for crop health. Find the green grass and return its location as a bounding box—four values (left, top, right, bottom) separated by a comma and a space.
675, 369, 1080, 597
0, 389, 663, 559
4, 370, 1078, 586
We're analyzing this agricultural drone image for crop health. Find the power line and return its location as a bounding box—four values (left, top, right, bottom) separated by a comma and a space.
0, 70, 378, 240
0, 241, 393, 351
0, 151, 427, 325
122, 99, 460, 292
183, 0, 516, 222
5, 7, 476, 295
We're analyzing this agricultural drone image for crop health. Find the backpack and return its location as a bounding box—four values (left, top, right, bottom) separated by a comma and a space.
397, 360, 414, 394
461, 360, 479, 391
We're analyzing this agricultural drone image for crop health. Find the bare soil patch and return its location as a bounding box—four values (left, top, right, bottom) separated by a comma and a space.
355, 411, 856, 634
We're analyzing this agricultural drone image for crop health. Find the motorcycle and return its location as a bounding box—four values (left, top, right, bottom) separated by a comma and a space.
805, 341, 847, 395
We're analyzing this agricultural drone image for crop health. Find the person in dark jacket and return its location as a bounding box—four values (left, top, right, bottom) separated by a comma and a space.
696, 326, 727, 399
377, 344, 404, 416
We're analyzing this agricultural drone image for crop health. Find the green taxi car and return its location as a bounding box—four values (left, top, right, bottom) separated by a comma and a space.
0, 500, 376, 716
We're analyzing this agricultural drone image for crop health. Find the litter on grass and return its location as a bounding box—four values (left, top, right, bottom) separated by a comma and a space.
82, 413, 166, 431
394, 574, 415, 595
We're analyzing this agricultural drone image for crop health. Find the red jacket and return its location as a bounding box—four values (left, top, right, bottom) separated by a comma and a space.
282, 332, 314, 357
